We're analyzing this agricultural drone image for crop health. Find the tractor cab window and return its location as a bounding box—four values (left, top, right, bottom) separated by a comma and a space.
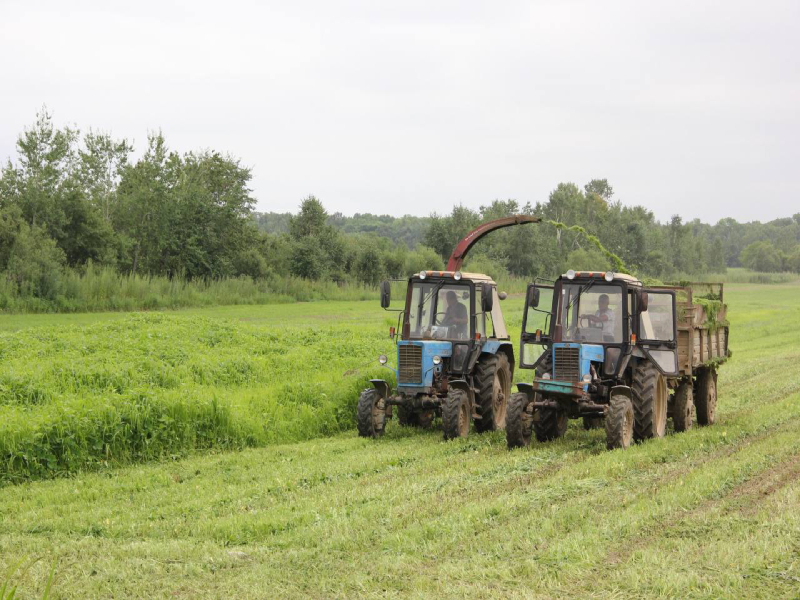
559, 284, 624, 344
407, 282, 471, 340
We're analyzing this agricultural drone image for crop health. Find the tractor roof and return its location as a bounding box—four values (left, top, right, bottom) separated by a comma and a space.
414, 271, 496, 284
562, 271, 642, 285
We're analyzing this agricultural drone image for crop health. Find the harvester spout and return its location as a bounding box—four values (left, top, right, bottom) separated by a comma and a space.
446, 215, 541, 272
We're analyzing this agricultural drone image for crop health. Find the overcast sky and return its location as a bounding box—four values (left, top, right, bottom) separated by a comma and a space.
2, 0, 798, 223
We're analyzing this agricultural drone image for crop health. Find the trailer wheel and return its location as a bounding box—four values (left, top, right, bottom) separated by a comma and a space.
506, 392, 534, 448
605, 393, 634, 450
533, 407, 568, 442
475, 353, 512, 432
357, 388, 385, 438
695, 368, 717, 426
672, 380, 694, 432
442, 388, 471, 440
632, 361, 668, 441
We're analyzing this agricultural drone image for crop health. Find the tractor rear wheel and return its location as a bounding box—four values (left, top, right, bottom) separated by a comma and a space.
533, 407, 568, 442
672, 380, 694, 432
398, 405, 434, 428
582, 417, 603, 430
695, 368, 718, 426
506, 392, 534, 448
632, 361, 668, 441
605, 393, 634, 450
474, 353, 512, 432
357, 388, 385, 438
442, 389, 471, 440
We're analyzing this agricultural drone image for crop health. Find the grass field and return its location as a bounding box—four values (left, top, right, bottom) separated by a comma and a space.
0, 281, 799, 597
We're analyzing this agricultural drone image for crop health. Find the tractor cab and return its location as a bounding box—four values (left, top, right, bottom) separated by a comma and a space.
519, 270, 679, 406
381, 270, 509, 395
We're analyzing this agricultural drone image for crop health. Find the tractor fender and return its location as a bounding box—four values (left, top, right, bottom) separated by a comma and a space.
480, 340, 515, 365
515, 382, 536, 403
448, 379, 475, 406
610, 385, 632, 400
369, 379, 391, 398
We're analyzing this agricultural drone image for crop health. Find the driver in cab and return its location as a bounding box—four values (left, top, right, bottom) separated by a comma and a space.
583, 293, 616, 334
440, 290, 468, 338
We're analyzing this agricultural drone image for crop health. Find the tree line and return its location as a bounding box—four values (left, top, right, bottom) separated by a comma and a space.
0, 110, 798, 307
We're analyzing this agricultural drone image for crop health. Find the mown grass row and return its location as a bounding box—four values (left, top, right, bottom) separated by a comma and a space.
0, 282, 798, 597
0, 313, 396, 483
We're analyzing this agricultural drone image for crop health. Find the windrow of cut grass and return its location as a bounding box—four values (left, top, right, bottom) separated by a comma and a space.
0, 312, 396, 483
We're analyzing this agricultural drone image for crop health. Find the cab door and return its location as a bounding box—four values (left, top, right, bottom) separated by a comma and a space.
639, 289, 679, 376
519, 282, 554, 370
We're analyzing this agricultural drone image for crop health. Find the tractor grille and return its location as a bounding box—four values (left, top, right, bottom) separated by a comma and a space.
553, 346, 580, 381
398, 344, 423, 384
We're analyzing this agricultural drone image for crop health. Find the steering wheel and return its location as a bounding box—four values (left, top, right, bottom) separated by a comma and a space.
433, 312, 448, 325
580, 315, 604, 330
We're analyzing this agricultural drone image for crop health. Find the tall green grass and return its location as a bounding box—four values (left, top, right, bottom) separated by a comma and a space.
0, 313, 395, 483
0, 265, 380, 314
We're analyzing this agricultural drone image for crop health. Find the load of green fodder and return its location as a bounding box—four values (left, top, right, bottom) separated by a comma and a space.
0, 313, 393, 483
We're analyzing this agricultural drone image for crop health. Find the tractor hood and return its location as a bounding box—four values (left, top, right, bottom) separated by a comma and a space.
395, 340, 452, 392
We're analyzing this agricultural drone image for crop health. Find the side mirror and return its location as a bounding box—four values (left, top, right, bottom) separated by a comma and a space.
528, 287, 541, 308
481, 282, 493, 312
640, 291, 649, 312
380, 280, 391, 309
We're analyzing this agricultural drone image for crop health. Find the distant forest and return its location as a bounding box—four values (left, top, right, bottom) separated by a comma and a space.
0, 109, 799, 308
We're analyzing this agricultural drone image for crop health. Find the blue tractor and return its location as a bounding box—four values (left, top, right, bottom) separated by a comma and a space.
357, 216, 540, 440
505, 270, 719, 450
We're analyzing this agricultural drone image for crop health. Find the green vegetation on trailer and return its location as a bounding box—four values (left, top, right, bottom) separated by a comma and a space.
0, 282, 798, 597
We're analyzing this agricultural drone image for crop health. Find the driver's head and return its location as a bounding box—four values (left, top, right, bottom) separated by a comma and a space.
599, 294, 610, 311
446, 290, 457, 306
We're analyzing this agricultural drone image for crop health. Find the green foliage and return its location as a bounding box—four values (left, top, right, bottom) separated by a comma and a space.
740, 240, 783, 273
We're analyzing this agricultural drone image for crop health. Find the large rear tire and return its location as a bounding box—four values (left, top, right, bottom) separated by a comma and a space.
605, 393, 634, 450
506, 392, 534, 448
632, 361, 668, 441
695, 368, 718, 426
533, 407, 568, 442
672, 380, 694, 432
582, 417, 603, 430
474, 353, 512, 432
357, 388, 385, 438
442, 389, 471, 440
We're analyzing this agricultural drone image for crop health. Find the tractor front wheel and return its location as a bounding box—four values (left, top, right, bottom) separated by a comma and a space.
506, 392, 534, 448
357, 388, 385, 438
442, 389, 471, 440
533, 407, 568, 442
695, 368, 718, 426
632, 361, 668, 441
672, 380, 694, 432
475, 353, 512, 432
605, 393, 634, 450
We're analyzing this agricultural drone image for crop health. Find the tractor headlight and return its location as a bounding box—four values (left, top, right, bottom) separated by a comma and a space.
453, 271, 462, 281
378, 354, 388, 365
604, 271, 614, 282
542, 372, 551, 379
418, 271, 427, 280
432, 355, 442, 365
566, 269, 576, 280
583, 373, 592, 383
